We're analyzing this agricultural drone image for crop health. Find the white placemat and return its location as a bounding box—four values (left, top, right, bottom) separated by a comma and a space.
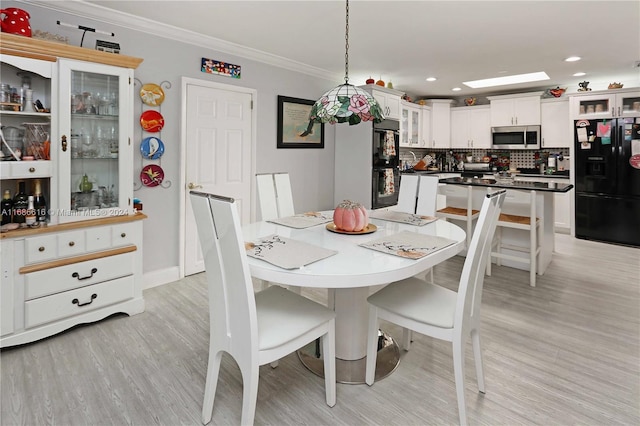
267, 212, 333, 229
369, 210, 438, 226
359, 230, 456, 259
246, 234, 337, 269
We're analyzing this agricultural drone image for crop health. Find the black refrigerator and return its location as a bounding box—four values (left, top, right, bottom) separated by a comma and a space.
574, 116, 640, 246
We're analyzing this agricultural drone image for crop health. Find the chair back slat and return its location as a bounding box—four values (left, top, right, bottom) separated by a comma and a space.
415, 175, 440, 216
455, 190, 506, 332
274, 172, 295, 217
256, 173, 279, 221
190, 191, 258, 359
396, 174, 419, 213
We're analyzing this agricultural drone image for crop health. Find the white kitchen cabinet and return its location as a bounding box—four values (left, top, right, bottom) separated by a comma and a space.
488, 92, 543, 126
554, 191, 571, 233
0, 33, 145, 348
359, 84, 402, 120
424, 99, 453, 148
450, 106, 491, 149
420, 105, 431, 148
569, 88, 640, 119
541, 98, 571, 148
400, 101, 421, 147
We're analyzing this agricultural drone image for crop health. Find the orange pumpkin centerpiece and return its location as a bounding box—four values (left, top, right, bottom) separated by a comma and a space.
333, 200, 369, 232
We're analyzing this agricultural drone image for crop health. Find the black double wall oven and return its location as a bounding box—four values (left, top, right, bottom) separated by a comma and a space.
371, 119, 400, 209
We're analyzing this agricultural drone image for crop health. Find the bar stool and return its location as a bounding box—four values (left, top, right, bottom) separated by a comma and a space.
436, 184, 480, 249
486, 189, 541, 287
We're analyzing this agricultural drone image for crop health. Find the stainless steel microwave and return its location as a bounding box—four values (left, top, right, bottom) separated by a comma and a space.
491, 125, 540, 150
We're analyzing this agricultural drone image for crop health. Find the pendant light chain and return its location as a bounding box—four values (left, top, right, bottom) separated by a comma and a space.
344, 0, 349, 84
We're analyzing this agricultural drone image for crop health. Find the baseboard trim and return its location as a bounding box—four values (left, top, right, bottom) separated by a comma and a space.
143, 267, 181, 290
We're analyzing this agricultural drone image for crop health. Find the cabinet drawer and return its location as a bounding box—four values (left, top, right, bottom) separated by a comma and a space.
111, 222, 137, 247
24, 275, 134, 329
86, 226, 111, 252
24, 251, 135, 300
57, 230, 86, 257
24, 234, 58, 264
10, 161, 53, 178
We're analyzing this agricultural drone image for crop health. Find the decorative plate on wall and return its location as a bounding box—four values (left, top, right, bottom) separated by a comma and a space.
140, 83, 165, 106
140, 110, 164, 132
140, 164, 165, 187
140, 136, 165, 160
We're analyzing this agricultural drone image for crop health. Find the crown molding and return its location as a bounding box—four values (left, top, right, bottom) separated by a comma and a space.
19, 0, 336, 82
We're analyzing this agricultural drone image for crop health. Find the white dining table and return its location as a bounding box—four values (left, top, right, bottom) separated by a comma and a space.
242, 213, 466, 383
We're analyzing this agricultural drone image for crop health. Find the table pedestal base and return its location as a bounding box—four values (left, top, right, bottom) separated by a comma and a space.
297, 330, 400, 384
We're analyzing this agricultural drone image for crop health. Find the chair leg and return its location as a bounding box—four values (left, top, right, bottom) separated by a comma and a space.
239, 363, 259, 426
201, 349, 223, 425
471, 328, 485, 393
365, 306, 379, 386
452, 338, 468, 426
322, 321, 337, 407
529, 224, 536, 287
401, 329, 412, 351
429, 267, 434, 284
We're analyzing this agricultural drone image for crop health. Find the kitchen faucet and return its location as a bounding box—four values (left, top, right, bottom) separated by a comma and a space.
408, 151, 417, 167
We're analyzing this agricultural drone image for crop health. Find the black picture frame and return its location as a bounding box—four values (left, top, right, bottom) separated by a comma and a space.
277, 96, 324, 149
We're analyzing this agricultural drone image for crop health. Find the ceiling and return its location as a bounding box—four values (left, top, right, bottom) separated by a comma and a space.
53, 1, 640, 99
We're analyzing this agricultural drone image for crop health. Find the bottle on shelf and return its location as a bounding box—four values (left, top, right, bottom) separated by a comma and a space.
1, 190, 13, 225
25, 196, 36, 227
12, 181, 29, 226
33, 179, 48, 224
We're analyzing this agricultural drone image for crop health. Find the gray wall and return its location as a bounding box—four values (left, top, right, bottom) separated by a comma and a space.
8, 1, 339, 284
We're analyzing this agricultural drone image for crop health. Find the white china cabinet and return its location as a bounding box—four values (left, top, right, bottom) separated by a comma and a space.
450, 105, 491, 149
488, 92, 542, 126
0, 33, 145, 348
569, 88, 640, 120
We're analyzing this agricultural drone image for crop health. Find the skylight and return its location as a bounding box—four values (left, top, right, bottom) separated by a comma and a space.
463, 72, 550, 89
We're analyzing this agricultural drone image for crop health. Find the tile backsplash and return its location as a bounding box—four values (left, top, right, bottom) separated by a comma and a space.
399, 148, 571, 170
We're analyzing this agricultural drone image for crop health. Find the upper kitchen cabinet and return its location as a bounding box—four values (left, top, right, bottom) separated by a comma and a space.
488, 92, 543, 126
400, 101, 421, 147
359, 84, 402, 120
423, 99, 453, 148
541, 98, 571, 148
569, 88, 640, 120
450, 106, 491, 149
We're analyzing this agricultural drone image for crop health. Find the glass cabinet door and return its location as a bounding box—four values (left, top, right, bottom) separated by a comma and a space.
619, 91, 640, 117
410, 108, 420, 146
57, 59, 133, 222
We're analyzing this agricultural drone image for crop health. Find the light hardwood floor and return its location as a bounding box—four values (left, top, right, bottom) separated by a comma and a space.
1, 234, 639, 425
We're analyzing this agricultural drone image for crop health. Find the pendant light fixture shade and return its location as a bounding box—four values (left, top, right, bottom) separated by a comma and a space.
307, 0, 385, 127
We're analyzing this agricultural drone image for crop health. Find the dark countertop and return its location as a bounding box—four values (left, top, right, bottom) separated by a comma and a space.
439, 177, 574, 193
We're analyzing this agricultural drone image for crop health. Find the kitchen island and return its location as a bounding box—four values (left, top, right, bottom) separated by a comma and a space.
438, 177, 573, 276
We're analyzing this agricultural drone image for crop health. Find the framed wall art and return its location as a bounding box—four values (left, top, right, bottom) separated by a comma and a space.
277, 96, 324, 149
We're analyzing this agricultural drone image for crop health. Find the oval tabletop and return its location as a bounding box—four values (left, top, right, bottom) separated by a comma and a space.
241, 213, 466, 288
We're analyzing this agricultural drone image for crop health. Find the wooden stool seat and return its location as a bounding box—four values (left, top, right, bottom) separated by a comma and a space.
438, 206, 480, 216
498, 213, 539, 226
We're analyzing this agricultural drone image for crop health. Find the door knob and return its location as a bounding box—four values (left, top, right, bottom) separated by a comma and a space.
188, 182, 203, 190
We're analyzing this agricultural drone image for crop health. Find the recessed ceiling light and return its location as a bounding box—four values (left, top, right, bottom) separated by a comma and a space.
452, 87, 461, 91
565, 56, 581, 62
426, 77, 437, 82
573, 72, 586, 77
463, 71, 550, 89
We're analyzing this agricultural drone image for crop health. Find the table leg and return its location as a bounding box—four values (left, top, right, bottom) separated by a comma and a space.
298, 287, 400, 384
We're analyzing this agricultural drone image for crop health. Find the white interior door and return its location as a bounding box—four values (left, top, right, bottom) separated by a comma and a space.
184, 83, 253, 276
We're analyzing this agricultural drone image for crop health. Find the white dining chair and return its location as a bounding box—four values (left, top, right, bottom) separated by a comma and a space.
365, 190, 506, 426
255, 172, 300, 294
486, 189, 541, 287
402, 174, 441, 350
394, 174, 419, 213
190, 190, 336, 426
256, 172, 295, 220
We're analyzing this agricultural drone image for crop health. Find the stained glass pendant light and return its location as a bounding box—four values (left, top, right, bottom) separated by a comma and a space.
307, 0, 385, 127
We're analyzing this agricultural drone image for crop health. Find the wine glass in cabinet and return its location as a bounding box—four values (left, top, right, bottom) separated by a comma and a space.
57, 59, 134, 222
